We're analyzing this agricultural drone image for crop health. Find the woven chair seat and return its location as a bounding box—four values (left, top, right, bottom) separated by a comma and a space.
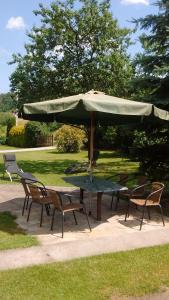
62, 203, 83, 212
131, 198, 159, 206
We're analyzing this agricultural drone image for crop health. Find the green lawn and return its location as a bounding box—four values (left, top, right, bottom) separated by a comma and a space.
0, 212, 38, 250
0, 244, 169, 299
0, 146, 139, 186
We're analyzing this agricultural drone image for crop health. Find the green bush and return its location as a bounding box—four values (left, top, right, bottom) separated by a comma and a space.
94, 126, 117, 150
131, 129, 169, 180
24, 121, 51, 147
54, 125, 86, 153
0, 112, 16, 141
8, 125, 25, 147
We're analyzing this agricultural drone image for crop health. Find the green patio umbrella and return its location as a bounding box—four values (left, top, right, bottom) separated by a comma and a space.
23, 90, 169, 176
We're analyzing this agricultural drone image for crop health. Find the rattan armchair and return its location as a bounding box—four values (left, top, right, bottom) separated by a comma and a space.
50, 190, 92, 238
115, 176, 147, 211
105, 173, 129, 210
26, 181, 52, 227
125, 182, 165, 230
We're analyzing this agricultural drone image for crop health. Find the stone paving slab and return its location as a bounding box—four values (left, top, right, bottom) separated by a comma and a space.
1, 227, 169, 270
0, 184, 169, 270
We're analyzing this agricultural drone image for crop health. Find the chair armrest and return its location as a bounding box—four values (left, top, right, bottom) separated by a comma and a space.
131, 183, 150, 197
63, 193, 73, 203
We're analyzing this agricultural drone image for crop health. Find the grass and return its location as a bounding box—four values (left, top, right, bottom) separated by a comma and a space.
0, 244, 169, 299
0, 211, 38, 250
0, 145, 20, 150
0, 146, 139, 186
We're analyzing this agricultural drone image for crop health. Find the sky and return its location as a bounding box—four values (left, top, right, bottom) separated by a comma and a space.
0, 0, 158, 93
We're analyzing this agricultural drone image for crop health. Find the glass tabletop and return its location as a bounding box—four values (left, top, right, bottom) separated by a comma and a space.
63, 175, 128, 193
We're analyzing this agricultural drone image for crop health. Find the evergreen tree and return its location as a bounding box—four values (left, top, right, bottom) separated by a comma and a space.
132, 0, 169, 108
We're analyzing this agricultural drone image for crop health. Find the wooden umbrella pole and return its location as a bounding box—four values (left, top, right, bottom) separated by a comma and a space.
89, 112, 95, 181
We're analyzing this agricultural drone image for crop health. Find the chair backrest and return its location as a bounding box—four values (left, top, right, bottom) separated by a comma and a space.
137, 176, 147, 186
148, 182, 164, 204
3, 153, 20, 173
118, 173, 129, 185
3, 153, 16, 163
27, 183, 43, 202
21, 178, 30, 196
48, 190, 62, 211
134, 176, 147, 195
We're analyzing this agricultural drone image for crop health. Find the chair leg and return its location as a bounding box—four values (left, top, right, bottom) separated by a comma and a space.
22, 196, 27, 216
50, 208, 56, 230
73, 211, 78, 225
114, 192, 119, 211
83, 205, 92, 232
26, 196, 29, 210
40, 204, 44, 227
62, 212, 64, 238
140, 206, 145, 230
45, 204, 50, 216
110, 193, 114, 210
6, 171, 12, 182
27, 201, 33, 222
147, 207, 151, 220
125, 201, 130, 222
159, 204, 165, 226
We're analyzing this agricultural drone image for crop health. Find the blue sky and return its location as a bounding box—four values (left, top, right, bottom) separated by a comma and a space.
0, 0, 158, 93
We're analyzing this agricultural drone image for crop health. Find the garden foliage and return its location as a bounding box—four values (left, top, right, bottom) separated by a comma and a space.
54, 125, 86, 153
24, 121, 52, 147
10, 0, 133, 109
8, 125, 25, 147
131, 127, 169, 180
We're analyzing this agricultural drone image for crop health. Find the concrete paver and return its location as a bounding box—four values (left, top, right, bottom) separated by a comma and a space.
0, 184, 169, 271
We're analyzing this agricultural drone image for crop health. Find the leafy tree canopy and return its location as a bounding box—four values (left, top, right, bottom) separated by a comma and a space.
0, 93, 17, 112
9, 0, 133, 109
132, 0, 169, 108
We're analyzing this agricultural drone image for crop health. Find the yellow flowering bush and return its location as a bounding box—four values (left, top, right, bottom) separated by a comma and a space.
8, 125, 25, 147
54, 125, 86, 153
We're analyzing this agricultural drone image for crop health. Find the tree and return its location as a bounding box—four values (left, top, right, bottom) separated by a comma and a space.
130, 0, 169, 180
0, 93, 17, 112
10, 0, 133, 109
132, 0, 169, 109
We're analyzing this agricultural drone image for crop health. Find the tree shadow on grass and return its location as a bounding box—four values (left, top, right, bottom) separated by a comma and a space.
0, 159, 80, 176
99, 151, 124, 159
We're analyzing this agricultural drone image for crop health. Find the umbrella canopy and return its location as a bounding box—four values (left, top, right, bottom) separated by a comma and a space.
23, 90, 169, 174
23, 90, 157, 125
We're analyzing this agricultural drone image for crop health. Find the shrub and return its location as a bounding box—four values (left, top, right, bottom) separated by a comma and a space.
54, 125, 86, 153
8, 125, 25, 147
0, 112, 16, 140
94, 126, 117, 150
24, 121, 51, 147
131, 129, 169, 180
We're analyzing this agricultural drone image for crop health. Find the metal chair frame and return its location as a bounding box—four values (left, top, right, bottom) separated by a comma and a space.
125, 182, 165, 230
50, 192, 92, 238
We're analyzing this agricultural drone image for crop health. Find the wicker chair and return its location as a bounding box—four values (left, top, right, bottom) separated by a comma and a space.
105, 173, 129, 210
125, 182, 165, 230
20, 177, 39, 216
50, 190, 92, 238
26, 181, 52, 227
115, 175, 147, 211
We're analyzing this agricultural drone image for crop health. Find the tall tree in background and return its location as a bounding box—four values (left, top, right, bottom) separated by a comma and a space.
132, 0, 169, 108
10, 0, 133, 109
131, 0, 169, 180
0, 93, 17, 112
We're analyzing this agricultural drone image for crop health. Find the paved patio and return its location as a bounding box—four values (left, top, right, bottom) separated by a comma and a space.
0, 183, 169, 270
